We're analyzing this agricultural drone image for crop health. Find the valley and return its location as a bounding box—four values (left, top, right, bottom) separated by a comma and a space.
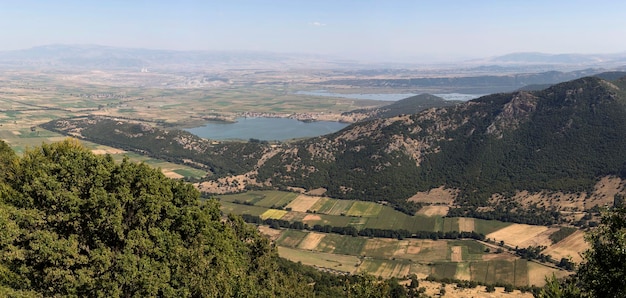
2, 48, 626, 295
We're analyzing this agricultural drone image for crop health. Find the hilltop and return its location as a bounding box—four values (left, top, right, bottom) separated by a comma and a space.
342, 93, 462, 121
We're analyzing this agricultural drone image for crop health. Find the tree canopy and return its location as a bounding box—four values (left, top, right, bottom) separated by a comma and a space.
0, 139, 407, 297
0, 139, 310, 297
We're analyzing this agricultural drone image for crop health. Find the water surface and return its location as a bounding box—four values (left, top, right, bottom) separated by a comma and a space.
186, 117, 349, 141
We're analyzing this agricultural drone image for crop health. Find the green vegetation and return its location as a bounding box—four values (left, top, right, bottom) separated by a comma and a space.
0, 140, 406, 297
538, 206, 626, 297
549, 227, 578, 244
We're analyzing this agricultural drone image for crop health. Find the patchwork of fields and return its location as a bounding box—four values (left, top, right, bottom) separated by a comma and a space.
219, 191, 511, 234
267, 227, 569, 286
218, 190, 586, 286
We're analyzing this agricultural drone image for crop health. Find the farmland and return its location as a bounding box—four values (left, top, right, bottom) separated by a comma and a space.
267, 226, 566, 286
218, 190, 582, 286
217, 190, 513, 234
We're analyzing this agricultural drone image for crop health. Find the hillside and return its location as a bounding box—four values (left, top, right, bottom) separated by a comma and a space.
343, 93, 461, 121
250, 75, 626, 223
43, 76, 626, 225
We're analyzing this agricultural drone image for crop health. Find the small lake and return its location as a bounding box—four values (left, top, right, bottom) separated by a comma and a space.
296, 90, 482, 101
185, 117, 349, 141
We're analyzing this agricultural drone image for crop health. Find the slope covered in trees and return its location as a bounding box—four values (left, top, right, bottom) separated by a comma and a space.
0, 140, 405, 297
255, 76, 626, 220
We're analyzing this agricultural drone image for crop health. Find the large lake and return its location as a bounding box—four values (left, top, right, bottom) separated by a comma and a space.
185, 117, 349, 141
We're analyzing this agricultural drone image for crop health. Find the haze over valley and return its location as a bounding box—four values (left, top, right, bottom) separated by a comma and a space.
1, 1, 626, 297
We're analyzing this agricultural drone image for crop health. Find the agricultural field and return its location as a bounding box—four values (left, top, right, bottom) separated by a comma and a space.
542, 230, 589, 263
266, 227, 565, 286
220, 191, 514, 236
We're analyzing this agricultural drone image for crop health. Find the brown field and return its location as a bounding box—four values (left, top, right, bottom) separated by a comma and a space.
543, 230, 589, 263
527, 262, 571, 286
277, 246, 359, 274
458, 217, 475, 232
163, 171, 185, 179
406, 242, 422, 255
362, 238, 401, 259
302, 214, 322, 223
285, 194, 321, 212
298, 232, 326, 250
486, 224, 552, 248
450, 246, 463, 262
91, 148, 126, 155
361, 260, 411, 278
279, 211, 307, 222
257, 226, 283, 241
416, 205, 449, 216
408, 186, 457, 204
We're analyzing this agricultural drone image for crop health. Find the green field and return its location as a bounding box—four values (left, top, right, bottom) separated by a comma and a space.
220, 190, 515, 237
218, 191, 298, 208
276, 230, 308, 248
469, 259, 529, 287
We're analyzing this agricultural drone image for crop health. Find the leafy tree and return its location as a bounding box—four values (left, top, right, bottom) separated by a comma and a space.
0, 140, 311, 296
536, 274, 580, 298
576, 206, 626, 297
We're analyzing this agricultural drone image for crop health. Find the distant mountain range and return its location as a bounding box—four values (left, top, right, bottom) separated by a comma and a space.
0, 44, 342, 71
1, 44, 625, 71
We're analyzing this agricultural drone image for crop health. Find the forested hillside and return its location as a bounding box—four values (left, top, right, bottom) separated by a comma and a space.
0, 140, 405, 297
256, 76, 626, 221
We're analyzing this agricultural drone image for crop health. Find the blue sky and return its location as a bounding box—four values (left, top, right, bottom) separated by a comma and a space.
1, 0, 625, 62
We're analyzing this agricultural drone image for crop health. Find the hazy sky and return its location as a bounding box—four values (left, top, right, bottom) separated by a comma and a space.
1, 0, 625, 62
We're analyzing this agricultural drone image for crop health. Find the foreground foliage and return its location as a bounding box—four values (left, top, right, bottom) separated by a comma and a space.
537, 206, 626, 297
0, 140, 405, 297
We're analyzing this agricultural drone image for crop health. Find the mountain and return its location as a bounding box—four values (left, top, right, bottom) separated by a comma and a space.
252, 75, 626, 222
342, 93, 462, 120
0, 44, 343, 71
319, 69, 604, 94
486, 52, 626, 65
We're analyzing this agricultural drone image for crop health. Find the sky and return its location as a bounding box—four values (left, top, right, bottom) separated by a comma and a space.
1, 0, 625, 62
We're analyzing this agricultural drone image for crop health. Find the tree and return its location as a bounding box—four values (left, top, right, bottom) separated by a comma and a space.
536, 274, 580, 298
0, 140, 312, 297
485, 284, 495, 293
576, 206, 626, 297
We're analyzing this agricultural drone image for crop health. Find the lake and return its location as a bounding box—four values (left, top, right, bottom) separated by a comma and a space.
296, 90, 482, 101
185, 117, 349, 141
